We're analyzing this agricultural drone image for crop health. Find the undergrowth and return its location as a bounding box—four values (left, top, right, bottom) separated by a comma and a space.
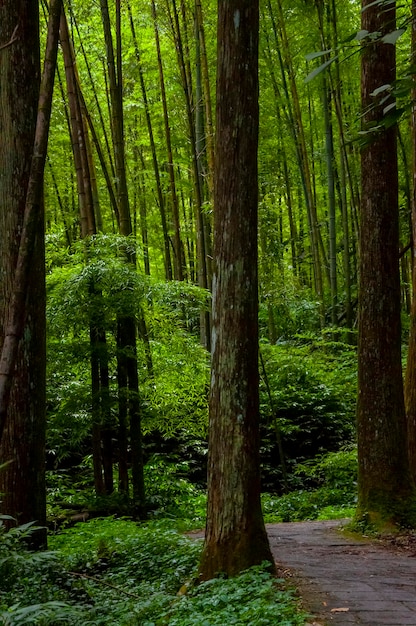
0, 517, 307, 626
1, 448, 358, 624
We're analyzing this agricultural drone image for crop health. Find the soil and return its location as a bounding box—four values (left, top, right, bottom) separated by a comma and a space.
267, 520, 416, 625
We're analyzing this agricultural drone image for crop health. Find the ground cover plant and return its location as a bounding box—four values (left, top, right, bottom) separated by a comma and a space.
0, 516, 308, 626
3, 282, 359, 625
1, 440, 359, 625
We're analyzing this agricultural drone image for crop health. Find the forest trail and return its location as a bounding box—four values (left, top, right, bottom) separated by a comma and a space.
267, 520, 416, 626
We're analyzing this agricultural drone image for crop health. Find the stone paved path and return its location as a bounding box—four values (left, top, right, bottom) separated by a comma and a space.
267, 520, 416, 625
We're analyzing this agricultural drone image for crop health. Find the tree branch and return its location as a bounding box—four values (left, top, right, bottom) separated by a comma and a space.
0, 24, 19, 51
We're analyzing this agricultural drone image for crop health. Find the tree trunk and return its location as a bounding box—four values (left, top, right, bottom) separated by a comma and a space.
0, 0, 61, 548
405, 0, 416, 483
356, 0, 416, 529
199, 0, 274, 579
128, 0, 173, 281
100, 0, 145, 510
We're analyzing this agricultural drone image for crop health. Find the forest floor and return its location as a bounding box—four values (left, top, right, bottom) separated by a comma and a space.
268, 520, 416, 625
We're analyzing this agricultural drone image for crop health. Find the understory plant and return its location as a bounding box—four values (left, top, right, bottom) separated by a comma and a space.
0, 517, 307, 626
262, 447, 358, 522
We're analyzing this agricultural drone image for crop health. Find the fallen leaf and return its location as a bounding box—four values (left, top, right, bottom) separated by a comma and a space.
330, 607, 350, 613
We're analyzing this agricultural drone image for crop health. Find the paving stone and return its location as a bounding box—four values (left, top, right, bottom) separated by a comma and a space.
267, 520, 416, 625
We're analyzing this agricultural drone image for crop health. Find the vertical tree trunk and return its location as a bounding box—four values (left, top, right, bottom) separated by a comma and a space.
195, 0, 215, 200
405, 0, 416, 483
357, 0, 416, 529
315, 0, 337, 327
166, 0, 211, 349
0, 0, 61, 548
151, 0, 184, 280
199, 0, 274, 579
272, 0, 324, 318
127, 0, 174, 280
100, 0, 145, 511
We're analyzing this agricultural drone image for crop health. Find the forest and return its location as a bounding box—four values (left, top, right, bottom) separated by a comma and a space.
1, 0, 416, 623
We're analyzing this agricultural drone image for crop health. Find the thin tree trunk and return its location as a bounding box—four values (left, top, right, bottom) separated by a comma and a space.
60, 9, 96, 237
273, 0, 324, 316
316, 0, 337, 326
128, 0, 173, 280
100, 0, 145, 510
151, 0, 184, 280
166, 0, 211, 348
195, 0, 215, 200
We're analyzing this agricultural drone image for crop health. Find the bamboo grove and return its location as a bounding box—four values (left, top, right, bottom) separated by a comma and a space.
45, 0, 368, 330
29, 0, 414, 511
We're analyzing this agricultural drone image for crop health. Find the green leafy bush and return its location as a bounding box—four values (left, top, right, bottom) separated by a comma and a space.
259, 341, 357, 491
0, 518, 86, 625
262, 488, 355, 523
144, 456, 207, 524
262, 448, 357, 523
296, 447, 358, 490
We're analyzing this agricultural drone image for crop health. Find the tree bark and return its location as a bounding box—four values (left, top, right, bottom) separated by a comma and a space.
405, 0, 416, 483
357, 0, 416, 529
199, 0, 274, 579
0, 0, 61, 547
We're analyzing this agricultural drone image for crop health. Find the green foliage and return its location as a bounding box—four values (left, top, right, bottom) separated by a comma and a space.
46, 455, 207, 525
144, 456, 207, 525
262, 488, 355, 523
160, 564, 307, 626
0, 519, 85, 625
1, 601, 84, 626
46, 236, 210, 462
0, 520, 57, 593
0, 518, 306, 626
260, 340, 357, 490
296, 447, 358, 490
262, 448, 357, 522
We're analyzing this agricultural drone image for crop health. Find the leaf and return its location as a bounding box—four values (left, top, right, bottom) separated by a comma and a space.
330, 607, 350, 613
342, 30, 364, 43
383, 107, 405, 128
361, 0, 395, 12
354, 29, 369, 41
304, 57, 337, 84
370, 84, 391, 97
383, 102, 396, 115
305, 49, 332, 62
381, 28, 406, 45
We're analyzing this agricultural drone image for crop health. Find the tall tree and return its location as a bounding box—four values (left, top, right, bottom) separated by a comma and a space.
100, 0, 145, 511
0, 0, 61, 547
356, 0, 416, 529
405, 0, 416, 482
199, 0, 274, 579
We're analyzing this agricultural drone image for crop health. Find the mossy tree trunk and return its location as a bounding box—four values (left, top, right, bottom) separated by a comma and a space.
198, 0, 274, 579
356, 0, 416, 529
